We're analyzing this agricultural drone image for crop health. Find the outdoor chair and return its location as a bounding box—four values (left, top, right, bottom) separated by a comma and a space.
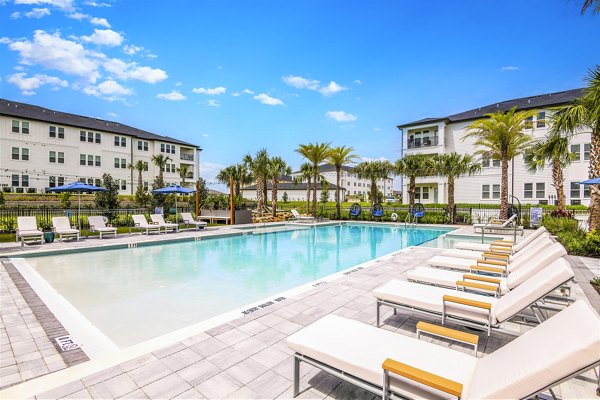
453, 226, 547, 252
373, 257, 574, 336
15, 216, 44, 246
440, 231, 550, 261
287, 300, 600, 400
131, 214, 162, 235
51, 216, 80, 242
473, 214, 524, 235
88, 216, 117, 239
290, 209, 315, 222
180, 212, 207, 230
349, 203, 362, 219
407, 243, 568, 296
371, 203, 384, 220
150, 214, 179, 232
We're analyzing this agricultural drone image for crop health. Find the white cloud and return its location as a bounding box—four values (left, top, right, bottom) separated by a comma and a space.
103, 58, 167, 83
83, 1, 111, 6
243, 88, 254, 95
15, 0, 74, 11
85, 79, 133, 97
192, 86, 226, 95
157, 90, 186, 101
200, 161, 227, 185
7, 72, 68, 94
319, 81, 347, 96
174, 81, 182, 87
24, 7, 51, 18
501, 66, 520, 71
206, 99, 220, 107
123, 44, 142, 55
0, 37, 12, 44
326, 111, 357, 122
107, 111, 118, 118
253, 93, 284, 106
202, 133, 210, 138
10, 11, 20, 18
353, 79, 362, 85
90, 17, 110, 27
9, 30, 101, 83
67, 12, 88, 20
361, 156, 389, 162
282, 75, 319, 90
81, 29, 123, 46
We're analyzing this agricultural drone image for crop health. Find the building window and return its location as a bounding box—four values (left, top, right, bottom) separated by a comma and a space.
584, 143, 590, 161
95, 179, 101, 186
536, 112, 546, 128
570, 182, 580, 199
12, 147, 28, 161
80, 154, 86, 166
137, 141, 149, 151
481, 157, 490, 168
12, 120, 19, 133
58, 152, 64, 164
120, 180, 126, 190
58, 177, 65, 186
584, 184, 590, 198
88, 178, 94, 185
87, 132, 94, 143
21, 148, 29, 161
114, 158, 120, 168
492, 184, 500, 199
95, 156, 101, 167
49, 126, 65, 138
49, 151, 56, 163
482, 185, 490, 199
114, 136, 126, 147
49, 126, 56, 138
114, 158, 127, 168
49, 176, 56, 188
143, 181, 149, 191
143, 161, 149, 171
80, 131, 86, 142
422, 187, 429, 200
160, 143, 175, 154
121, 158, 126, 169
492, 159, 500, 168
524, 183, 533, 199
22, 122, 29, 134
95, 133, 101, 144
12, 147, 19, 160
536, 182, 545, 198
22, 175, 29, 187
524, 116, 534, 129
79, 178, 86, 183
11, 174, 19, 187
571, 144, 580, 161
87, 155, 94, 166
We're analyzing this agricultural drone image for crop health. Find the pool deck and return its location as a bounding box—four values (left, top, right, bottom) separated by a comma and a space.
1, 223, 599, 399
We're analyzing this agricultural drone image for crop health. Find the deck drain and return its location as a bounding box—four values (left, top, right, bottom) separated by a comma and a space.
55, 335, 80, 352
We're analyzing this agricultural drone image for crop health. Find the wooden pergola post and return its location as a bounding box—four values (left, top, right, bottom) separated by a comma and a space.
230, 176, 235, 225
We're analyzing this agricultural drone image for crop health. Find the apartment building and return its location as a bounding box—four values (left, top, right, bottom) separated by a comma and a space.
397, 88, 592, 206
1, 99, 200, 194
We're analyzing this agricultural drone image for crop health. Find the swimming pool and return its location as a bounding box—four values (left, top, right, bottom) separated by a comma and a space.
17, 223, 453, 348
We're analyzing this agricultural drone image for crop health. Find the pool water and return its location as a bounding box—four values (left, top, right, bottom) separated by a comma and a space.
22, 223, 452, 347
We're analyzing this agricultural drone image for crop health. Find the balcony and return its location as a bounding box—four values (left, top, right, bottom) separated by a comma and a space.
180, 153, 194, 161
407, 135, 438, 149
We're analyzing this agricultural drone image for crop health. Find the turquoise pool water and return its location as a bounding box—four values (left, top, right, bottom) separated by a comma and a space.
23, 223, 452, 347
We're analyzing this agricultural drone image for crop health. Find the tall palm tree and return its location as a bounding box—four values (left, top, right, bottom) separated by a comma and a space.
151, 154, 172, 182
581, 0, 600, 14
295, 162, 313, 213
524, 132, 575, 213
128, 160, 147, 193
177, 165, 190, 186
433, 153, 481, 223
217, 164, 252, 197
395, 154, 435, 208
464, 108, 536, 219
243, 148, 270, 214
296, 142, 331, 216
354, 160, 394, 205
551, 66, 600, 229
266, 156, 292, 217
327, 146, 359, 218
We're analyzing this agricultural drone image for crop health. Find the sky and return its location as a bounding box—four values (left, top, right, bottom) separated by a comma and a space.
1, 0, 599, 192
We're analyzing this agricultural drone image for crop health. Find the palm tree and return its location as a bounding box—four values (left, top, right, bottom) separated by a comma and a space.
177, 165, 190, 186
354, 160, 394, 205
217, 164, 252, 197
128, 160, 147, 193
295, 162, 313, 213
581, 0, 600, 14
550, 66, 600, 229
524, 132, 574, 213
464, 108, 536, 219
395, 154, 435, 208
243, 149, 270, 214
327, 146, 359, 218
151, 154, 172, 182
266, 157, 292, 217
296, 142, 331, 216
433, 153, 481, 223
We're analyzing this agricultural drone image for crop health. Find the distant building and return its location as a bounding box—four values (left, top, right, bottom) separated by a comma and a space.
241, 181, 343, 202
397, 89, 591, 205
1, 98, 201, 194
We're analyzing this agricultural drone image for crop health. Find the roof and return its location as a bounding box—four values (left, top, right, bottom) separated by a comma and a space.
0, 98, 200, 148
292, 164, 355, 174
242, 181, 344, 191
397, 88, 585, 129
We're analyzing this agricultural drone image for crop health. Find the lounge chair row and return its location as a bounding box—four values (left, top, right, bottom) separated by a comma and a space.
287, 227, 598, 399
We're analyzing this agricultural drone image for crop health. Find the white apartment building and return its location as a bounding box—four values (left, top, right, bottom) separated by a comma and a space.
241, 181, 343, 202
397, 89, 592, 206
291, 164, 394, 201
1, 99, 200, 194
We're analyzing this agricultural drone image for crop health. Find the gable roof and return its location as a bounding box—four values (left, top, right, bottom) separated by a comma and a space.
0, 98, 200, 148
397, 88, 585, 129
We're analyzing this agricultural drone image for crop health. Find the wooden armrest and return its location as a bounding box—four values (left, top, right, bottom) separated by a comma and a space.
470, 265, 506, 275
476, 259, 507, 266
456, 280, 499, 293
443, 295, 492, 310
492, 240, 513, 245
416, 321, 479, 346
483, 251, 510, 259
488, 246, 512, 253
382, 358, 463, 398
463, 274, 501, 284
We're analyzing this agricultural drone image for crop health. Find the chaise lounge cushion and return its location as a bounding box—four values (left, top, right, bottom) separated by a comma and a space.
407, 266, 510, 294
287, 314, 477, 400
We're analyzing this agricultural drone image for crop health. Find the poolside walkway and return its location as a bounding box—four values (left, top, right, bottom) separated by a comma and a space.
1, 225, 599, 399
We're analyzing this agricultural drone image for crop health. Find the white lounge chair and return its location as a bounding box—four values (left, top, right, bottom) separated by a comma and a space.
51, 216, 80, 242
15, 216, 44, 246
287, 300, 600, 400
374, 257, 574, 336
88, 216, 117, 239
454, 226, 548, 252
440, 231, 550, 261
131, 214, 162, 235
408, 243, 568, 296
290, 209, 315, 222
180, 212, 207, 230
473, 214, 524, 235
427, 234, 553, 276
150, 214, 179, 232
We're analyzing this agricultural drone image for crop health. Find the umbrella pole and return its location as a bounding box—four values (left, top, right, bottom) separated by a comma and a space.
78, 192, 81, 230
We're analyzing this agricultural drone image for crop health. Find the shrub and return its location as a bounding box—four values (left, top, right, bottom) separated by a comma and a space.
542, 216, 599, 257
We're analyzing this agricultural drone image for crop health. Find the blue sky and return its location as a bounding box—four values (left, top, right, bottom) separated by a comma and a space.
1, 0, 599, 191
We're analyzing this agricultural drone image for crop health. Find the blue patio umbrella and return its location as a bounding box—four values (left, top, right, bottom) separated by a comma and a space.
580, 177, 600, 185
47, 182, 108, 228
151, 185, 196, 214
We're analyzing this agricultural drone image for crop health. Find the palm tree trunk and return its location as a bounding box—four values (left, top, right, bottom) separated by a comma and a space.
272, 179, 277, 218
589, 129, 600, 230
312, 170, 318, 216
335, 167, 342, 218
551, 158, 566, 212
306, 177, 311, 214
256, 177, 264, 216
235, 182, 241, 197
138, 170, 143, 192
263, 180, 268, 211
500, 158, 509, 220
409, 177, 416, 207
448, 175, 455, 224
371, 178, 377, 205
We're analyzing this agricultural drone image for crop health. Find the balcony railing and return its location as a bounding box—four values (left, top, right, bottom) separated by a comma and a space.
407, 135, 439, 149
180, 154, 194, 161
